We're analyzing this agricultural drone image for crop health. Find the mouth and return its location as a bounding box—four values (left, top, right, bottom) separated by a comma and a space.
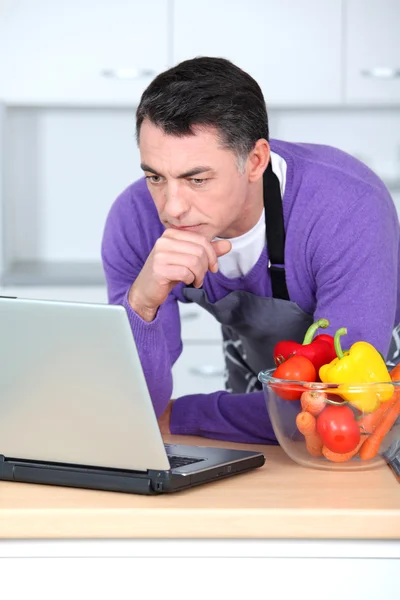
167, 223, 204, 231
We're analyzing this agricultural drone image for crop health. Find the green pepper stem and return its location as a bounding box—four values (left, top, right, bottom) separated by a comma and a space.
303, 318, 330, 345
334, 327, 347, 359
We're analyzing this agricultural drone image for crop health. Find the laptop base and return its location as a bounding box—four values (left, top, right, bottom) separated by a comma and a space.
0, 451, 265, 495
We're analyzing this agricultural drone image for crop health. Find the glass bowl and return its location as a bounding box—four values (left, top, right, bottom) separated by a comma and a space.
258, 368, 400, 471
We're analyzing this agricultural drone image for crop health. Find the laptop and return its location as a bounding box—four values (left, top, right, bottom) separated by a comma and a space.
0, 296, 265, 494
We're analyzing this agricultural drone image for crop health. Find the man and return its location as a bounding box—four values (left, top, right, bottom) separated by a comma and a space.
101, 57, 400, 444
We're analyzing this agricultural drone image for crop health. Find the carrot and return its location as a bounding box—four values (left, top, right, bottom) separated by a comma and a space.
322, 437, 366, 463
296, 411, 323, 457
300, 391, 326, 416
359, 396, 400, 461
325, 393, 398, 463
390, 364, 400, 381
357, 395, 397, 435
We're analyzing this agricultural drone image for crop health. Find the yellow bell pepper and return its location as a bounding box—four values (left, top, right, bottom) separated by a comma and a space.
319, 328, 394, 413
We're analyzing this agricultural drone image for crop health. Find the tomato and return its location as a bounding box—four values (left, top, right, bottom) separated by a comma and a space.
316, 405, 360, 454
272, 356, 317, 401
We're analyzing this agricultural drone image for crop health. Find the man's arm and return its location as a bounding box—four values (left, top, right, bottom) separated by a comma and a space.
101, 189, 183, 418
169, 390, 278, 444
101, 184, 231, 419
307, 186, 399, 356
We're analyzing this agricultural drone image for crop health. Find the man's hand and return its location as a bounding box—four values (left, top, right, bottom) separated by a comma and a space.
158, 399, 174, 435
128, 229, 231, 322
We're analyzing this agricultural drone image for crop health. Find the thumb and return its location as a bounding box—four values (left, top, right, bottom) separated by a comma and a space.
212, 239, 232, 258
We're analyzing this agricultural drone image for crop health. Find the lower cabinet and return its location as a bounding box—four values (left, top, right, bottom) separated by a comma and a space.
172, 343, 226, 399
173, 302, 226, 398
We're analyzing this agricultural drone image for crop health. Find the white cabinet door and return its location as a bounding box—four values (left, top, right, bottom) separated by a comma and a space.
172, 0, 342, 106
345, 0, 400, 104
0, 0, 168, 106
172, 343, 226, 398
179, 302, 223, 342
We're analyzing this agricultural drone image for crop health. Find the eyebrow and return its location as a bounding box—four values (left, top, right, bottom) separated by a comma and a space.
140, 163, 214, 178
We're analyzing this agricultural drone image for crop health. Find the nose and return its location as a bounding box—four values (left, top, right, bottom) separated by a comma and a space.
163, 182, 190, 220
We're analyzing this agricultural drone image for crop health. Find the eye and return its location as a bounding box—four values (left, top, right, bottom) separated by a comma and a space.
190, 178, 208, 185
146, 175, 163, 184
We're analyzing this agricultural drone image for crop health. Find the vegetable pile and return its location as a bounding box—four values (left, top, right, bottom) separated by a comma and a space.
271, 319, 400, 463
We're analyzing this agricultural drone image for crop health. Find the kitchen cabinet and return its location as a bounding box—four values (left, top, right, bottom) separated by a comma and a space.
179, 301, 223, 343
0, 0, 168, 106
172, 343, 226, 399
172, 302, 225, 398
172, 0, 343, 106
344, 0, 400, 104
2, 0, 400, 109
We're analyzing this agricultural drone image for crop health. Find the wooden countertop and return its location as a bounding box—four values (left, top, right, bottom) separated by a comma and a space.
0, 435, 399, 539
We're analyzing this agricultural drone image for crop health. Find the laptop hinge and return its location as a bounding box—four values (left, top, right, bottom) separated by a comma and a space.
3, 455, 149, 476
0, 455, 156, 495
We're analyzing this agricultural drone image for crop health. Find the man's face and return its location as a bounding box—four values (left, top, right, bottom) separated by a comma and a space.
138, 120, 254, 240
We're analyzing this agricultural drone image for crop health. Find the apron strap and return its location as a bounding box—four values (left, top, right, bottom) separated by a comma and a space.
263, 161, 290, 301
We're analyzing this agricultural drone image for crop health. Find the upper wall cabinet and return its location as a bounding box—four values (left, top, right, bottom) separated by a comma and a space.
0, 0, 169, 106
344, 0, 400, 105
171, 0, 343, 106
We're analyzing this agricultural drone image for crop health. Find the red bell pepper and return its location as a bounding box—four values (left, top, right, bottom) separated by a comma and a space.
273, 318, 336, 376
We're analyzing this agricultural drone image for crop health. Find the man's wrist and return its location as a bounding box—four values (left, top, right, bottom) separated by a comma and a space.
128, 284, 158, 322
158, 399, 174, 435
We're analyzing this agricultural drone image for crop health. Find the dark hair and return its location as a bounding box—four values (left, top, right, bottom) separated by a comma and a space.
136, 56, 269, 170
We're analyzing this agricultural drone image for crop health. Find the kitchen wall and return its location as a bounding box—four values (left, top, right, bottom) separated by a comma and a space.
3, 107, 139, 266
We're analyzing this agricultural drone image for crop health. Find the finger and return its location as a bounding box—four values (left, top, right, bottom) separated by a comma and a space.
156, 250, 208, 286
156, 240, 209, 275
157, 264, 196, 287
162, 229, 219, 273
212, 239, 232, 258
154, 252, 207, 288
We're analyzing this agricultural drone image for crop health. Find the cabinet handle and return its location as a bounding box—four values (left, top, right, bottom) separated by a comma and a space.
101, 67, 156, 80
361, 67, 400, 79
189, 365, 225, 378
181, 311, 200, 321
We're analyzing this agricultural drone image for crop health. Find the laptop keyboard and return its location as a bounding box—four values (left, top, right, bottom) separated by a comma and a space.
168, 454, 204, 469
164, 444, 205, 470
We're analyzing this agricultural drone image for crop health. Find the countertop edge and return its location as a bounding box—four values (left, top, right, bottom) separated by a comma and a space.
1, 508, 399, 540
